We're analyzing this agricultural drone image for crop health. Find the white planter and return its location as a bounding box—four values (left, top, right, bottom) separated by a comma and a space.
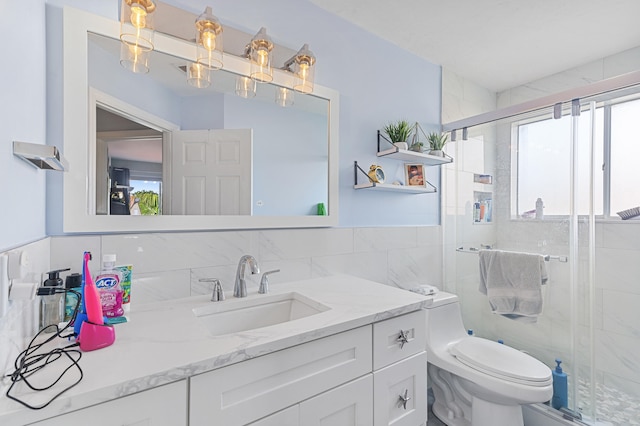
394, 142, 409, 150
429, 149, 444, 157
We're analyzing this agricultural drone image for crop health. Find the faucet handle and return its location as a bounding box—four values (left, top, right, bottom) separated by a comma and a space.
258, 269, 280, 294
199, 278, 225, 302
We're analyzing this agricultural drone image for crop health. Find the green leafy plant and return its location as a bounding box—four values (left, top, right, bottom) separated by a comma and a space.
409, 141, 424, 152
427, 132, 449, 151
132, 190, 159, 215
383, 120, 414, 143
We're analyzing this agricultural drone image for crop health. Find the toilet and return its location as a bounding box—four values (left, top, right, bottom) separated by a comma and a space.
425, 291, 553, 426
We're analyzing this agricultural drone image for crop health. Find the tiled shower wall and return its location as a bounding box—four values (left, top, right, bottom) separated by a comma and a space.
441, 46, 640, 421
1, 226, 442, 377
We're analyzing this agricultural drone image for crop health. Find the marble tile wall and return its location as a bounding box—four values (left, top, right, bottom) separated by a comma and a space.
0, 239, 51, 379
48, 226, 443, 308
0, 226, 442, 380
443, 48, 640, 421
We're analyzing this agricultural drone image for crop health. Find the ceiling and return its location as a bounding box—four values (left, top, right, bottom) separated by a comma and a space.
309, 0, 640, 92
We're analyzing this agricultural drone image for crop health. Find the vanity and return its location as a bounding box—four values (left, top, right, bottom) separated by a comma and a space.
0, 275, 431, 425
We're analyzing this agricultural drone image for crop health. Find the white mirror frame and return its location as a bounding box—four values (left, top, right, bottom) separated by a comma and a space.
62, 6, 339, 233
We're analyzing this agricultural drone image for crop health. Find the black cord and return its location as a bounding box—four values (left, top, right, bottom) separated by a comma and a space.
4, 288, 85, 410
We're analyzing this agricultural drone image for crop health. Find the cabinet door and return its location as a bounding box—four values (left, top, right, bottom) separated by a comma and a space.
300, 375, 373, 426
249, 405, 299, 426
190, 326, 372, 426
28, 380, 187, 426
373, 352, 427, 426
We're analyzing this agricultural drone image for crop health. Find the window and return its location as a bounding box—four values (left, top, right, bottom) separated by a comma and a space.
515, 94, 640, 219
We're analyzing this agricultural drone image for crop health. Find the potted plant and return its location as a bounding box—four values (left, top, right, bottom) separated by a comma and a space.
383, 120, 414, 150
427, 132, 448, 157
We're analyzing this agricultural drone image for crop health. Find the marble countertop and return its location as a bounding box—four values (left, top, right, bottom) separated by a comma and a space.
0, 275, 431, 425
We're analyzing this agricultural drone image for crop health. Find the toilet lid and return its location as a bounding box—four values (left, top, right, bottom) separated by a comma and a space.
450, 338, 552, 386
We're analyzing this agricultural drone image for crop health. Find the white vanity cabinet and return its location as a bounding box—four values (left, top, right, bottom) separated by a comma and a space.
189, 326, 373, 425
190, 309, 427, 426
250, 375, 373, 426
28, 380, 188, 426
373, 310, 427, 426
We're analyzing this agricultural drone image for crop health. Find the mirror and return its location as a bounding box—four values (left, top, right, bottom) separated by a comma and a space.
62, 7, 339, 232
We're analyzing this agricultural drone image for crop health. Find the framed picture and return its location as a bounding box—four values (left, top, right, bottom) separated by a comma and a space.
405, 163, 426, 187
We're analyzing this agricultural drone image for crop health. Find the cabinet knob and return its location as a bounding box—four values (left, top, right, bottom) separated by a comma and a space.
396, 329, 410, 348
398, 389, 412, 410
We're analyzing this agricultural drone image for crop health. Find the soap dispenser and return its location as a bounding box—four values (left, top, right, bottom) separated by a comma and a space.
37, 268, 70, 332
551, 358, 568, 409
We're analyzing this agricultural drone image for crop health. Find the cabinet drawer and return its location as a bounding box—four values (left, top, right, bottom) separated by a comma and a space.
373, 352, 427, 426
29, 380, 188, 426
373, 310, 426, 370
189, 326, 372, 426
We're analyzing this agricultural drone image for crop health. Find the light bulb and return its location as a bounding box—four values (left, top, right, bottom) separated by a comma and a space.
257, 49, 269, 67
299, 62, 309, 80
130, 3, 147, 29
202, 29, 216, 51
129, 43, 143, 58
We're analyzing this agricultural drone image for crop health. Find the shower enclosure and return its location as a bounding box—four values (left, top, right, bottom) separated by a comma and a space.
442, 77, 640, 425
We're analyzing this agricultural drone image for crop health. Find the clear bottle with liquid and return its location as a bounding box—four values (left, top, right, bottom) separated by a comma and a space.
37, 269, 69, 332
95, 254, 124, 318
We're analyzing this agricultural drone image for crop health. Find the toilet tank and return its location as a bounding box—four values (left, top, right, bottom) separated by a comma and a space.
424, 291, 469, 348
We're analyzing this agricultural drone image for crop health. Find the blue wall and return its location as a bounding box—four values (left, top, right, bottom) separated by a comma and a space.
3, 0, 441, 250
0, 0, 48, 251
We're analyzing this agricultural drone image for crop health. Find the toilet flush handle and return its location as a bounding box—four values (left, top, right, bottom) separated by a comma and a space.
396, 329, 410, 348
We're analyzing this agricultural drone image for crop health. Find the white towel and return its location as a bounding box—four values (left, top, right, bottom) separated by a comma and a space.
478, 249, 548, 323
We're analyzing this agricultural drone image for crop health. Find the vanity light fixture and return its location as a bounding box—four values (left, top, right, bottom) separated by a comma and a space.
275, 87, 294, 107
119, 0, 156, 74
195, 7, 223, 71
187, 62, 211, 88
249, 27, 274, 83
283, 44, 316, 94
235, 76, 257, 98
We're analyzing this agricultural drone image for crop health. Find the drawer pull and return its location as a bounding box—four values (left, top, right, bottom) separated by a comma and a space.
396, 329, 410, 348
398, 389, 411, 410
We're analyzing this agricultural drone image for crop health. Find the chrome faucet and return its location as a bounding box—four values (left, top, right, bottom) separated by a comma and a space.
234, 255, 260, 298
199, 278, 225, 302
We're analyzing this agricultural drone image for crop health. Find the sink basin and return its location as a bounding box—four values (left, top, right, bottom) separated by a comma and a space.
192, 292, 330, 336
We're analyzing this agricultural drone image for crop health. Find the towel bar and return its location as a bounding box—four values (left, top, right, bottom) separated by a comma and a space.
456, 246, 568, 263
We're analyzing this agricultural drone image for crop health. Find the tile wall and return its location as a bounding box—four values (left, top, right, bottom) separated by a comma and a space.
0, 226, 442, 379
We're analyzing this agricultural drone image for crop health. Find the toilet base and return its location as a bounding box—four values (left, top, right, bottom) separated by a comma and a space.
429, 364, 526, 426
472, 397, 524, 426
432, 395, 524, 426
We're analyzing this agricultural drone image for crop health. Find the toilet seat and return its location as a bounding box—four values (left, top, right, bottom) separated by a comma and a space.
449, 338, 552, 386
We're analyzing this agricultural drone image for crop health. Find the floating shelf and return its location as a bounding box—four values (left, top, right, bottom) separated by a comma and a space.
376, 129, 453, 165
376, 147, 453, 165
354, 181, 436, 193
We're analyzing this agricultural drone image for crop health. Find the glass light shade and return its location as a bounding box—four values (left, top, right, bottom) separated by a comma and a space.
195, 7, 223, 70
249, 28, 273, 83
120, 0, 155, 52
187, 62, 211, 88
119, 41, 150, 74
275, 87, 294, 107
235, 76, 256, 98
293, 44, 315, 94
